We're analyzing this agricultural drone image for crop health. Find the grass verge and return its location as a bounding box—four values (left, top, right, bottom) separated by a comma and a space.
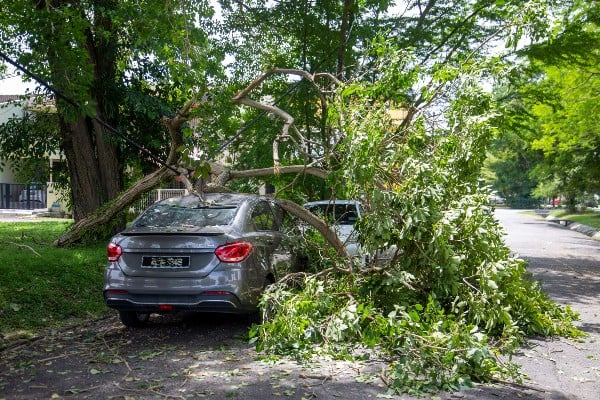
551, 210, 600, 229
0, 221, 108, 341
525, 209, 600, 229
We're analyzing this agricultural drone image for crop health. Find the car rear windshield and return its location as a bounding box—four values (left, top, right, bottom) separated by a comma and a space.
306, 204, 359, 225
132, 204, 238, 228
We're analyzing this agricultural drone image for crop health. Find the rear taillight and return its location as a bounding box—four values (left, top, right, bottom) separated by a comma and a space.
215, 242, 253, 263
107, 243, 122, 262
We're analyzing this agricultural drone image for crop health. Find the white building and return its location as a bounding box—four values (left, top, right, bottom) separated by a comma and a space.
0, 95, 57, 210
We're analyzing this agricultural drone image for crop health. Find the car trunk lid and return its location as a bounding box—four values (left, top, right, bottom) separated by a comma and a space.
114, 227, 232, 278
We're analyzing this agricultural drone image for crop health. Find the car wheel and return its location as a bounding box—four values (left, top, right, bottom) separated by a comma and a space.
119, 311, 150, 327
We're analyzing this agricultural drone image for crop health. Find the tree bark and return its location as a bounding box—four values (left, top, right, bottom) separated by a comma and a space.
57, 114, 106, 221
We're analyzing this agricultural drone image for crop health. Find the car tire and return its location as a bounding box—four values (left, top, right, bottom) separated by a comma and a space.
119, 311, 150, 327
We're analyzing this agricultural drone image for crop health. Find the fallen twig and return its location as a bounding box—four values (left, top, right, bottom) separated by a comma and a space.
299, 373, 333, 381
490, 378, 546, 393
6, 241, 42, 257
116, 383, 186, 399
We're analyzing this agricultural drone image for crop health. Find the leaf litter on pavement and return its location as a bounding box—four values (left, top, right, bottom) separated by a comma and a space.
0, 313, 395, 399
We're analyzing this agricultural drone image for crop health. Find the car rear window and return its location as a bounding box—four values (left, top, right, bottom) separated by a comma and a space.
132, 204, 238, 228
306, 204, 359, 225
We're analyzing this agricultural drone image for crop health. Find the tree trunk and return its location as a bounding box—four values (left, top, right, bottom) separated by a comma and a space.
58, 114, 108, 221
337, 0, 352, 80
43, 0, 123, 222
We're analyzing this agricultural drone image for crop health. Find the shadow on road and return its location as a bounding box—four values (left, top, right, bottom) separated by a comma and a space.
519, 255, 600, 310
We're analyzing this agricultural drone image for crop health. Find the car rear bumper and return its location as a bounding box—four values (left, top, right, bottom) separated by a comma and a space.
104, 265, 262, 314
104, 291, 255, 314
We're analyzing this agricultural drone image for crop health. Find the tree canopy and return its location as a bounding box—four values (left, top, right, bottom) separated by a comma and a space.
0, 0, 220, 220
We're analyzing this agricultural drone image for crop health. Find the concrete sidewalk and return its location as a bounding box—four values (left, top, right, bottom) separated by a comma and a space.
545, 215, 600, 241
0, 208, 56, 222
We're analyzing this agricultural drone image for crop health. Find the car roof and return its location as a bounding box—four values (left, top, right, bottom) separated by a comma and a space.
157, 193, 265, 207
304, 200, 361, 207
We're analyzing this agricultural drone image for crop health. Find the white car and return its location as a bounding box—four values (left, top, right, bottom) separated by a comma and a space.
303, 200, 363, 257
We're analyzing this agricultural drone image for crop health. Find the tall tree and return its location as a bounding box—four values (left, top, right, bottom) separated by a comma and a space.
529, 66, 600, 205
0, 0, 219, 221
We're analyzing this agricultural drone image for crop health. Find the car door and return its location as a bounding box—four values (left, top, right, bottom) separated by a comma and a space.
245, 200, 279, 302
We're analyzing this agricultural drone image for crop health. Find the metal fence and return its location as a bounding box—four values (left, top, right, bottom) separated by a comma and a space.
1, 182, 186, 213
0, 183, 47, 210
130, 188, 187, 215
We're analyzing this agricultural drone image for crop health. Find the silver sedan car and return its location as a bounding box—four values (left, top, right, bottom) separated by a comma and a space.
104, 193, 292, 327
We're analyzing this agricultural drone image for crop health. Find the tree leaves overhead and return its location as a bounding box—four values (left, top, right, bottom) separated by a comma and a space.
487, 0, 600, 207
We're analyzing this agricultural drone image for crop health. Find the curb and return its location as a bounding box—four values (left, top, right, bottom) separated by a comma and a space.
546, 215, 600, 241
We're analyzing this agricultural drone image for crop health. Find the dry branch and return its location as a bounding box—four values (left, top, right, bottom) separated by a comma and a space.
232, 68, 341, 168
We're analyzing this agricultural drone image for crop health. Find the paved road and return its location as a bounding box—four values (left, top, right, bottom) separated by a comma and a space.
498, 209, 600, 326
1, 209, 598, 399
460, 209, 600, 400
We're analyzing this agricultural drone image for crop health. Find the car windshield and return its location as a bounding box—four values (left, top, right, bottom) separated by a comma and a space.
132, 204, 238, 228
306, 204, 359, 225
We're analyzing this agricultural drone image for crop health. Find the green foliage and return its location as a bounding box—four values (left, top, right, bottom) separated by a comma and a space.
252, 33, 582, 394
488, 1, 600, 208
0, 108, 60, 181
0, 222, 108, 337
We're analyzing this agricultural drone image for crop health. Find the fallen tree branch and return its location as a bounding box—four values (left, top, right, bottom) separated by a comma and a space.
273, 197, 350, 260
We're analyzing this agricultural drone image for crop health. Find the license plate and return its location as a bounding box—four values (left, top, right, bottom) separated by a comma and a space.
141, 256, 190, 268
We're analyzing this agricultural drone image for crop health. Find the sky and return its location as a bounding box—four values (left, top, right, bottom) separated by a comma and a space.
0, 66, 37, 95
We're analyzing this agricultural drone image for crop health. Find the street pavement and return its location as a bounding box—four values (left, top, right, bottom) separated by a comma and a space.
454, 209, 600, 400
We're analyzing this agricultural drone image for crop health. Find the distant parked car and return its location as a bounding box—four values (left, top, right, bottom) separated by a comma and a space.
104, 193, 294, 327
488, 192, 505, 205
303, 200, 363, 257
